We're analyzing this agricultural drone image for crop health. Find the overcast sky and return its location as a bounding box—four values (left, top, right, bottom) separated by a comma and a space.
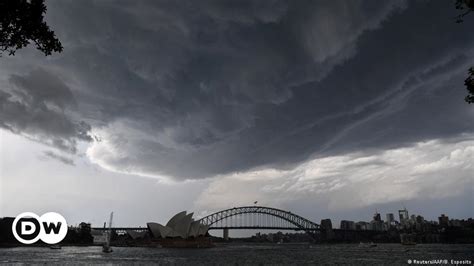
1, 0, 473, 229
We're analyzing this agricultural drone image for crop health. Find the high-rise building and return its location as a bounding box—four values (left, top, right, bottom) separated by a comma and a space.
438, 214, 449, 227
386, 213, 395, 224
415, 215, 425, 231
355, 221, 369, 230
340, 220, 356, 230
399, 208, 409, 224
373, 212, 382, 222
370, 220, 384, 231
320, 219, 333, 230
371, 211, 384, 231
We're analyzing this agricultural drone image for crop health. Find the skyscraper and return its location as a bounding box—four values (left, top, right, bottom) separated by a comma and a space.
399, 208, 409, 224
438, 214, 449, 227
386, 213, 395, 224
320, 219, 333, 230
373, 212, 382, 222
340, 220, 356, 230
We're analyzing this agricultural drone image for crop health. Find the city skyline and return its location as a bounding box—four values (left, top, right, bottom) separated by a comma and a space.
61, 206, 474, 231
1, 0, 473, 230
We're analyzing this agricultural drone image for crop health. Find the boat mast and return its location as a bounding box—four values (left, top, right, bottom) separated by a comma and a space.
106, 212, 113, 247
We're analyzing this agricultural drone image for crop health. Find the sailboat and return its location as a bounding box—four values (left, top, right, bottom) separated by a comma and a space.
102, 212, 114, 253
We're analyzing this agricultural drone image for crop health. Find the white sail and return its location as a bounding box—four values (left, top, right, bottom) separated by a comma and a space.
106, 212, 113, 246
103, 212, 114, 253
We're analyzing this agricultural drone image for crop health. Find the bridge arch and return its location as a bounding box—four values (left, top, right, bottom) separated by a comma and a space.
198, 206, 320, 232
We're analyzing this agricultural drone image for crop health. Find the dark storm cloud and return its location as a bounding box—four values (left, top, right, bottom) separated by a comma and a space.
2, 0, 473, 179
0, 69, 92, 153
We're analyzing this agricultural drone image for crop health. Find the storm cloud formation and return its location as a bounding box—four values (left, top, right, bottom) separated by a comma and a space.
195, 137, 474, 213
0, 69, 92, 153
1, 0, 473, 182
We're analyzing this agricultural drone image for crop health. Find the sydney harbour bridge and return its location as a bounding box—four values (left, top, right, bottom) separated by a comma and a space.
94, 206, 322, 239
198, 206, 321, 239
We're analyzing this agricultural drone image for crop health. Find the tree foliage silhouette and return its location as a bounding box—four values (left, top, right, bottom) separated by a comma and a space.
454, 0, 474, 103
465, 68, 474, 104
455, 0, 474, 23
0, 0, 62, 56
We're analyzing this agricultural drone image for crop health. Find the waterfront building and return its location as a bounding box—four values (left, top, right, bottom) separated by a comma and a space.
370, 220, 384, 231
450, 219, 462, 227
438, 214, 449, 227
373, 212, 382, 222
126, 230, 147, 240
386, 213, 395, 224
91, 229, 107, 244
340, 220, 356, 230
355, 221, 370, 230
399, 208, 409, 226
147, 211, 209, 239
370, 211, 384, 231
320, 219, 333, 230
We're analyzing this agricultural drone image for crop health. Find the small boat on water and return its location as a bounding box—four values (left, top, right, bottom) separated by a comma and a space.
102, 212, 114, 253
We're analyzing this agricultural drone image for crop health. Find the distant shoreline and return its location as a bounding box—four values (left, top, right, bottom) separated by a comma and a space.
2, 242, 474, 249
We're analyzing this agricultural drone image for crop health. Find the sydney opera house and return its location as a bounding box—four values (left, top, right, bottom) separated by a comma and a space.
147, 211, 210, 239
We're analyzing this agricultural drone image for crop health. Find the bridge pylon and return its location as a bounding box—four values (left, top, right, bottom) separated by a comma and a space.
223, 228, 229, 241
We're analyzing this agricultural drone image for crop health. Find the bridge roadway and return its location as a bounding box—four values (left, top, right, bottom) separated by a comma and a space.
90, 226, 322, 235
91, 227, 359, 234
91, 227, 148, 234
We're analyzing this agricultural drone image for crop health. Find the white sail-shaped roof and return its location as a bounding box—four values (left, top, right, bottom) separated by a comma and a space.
166, 211, 187, 228
148, 211, 209, 239
198, 224, 210, 236
174, 213, 193, 238
126, 230, 147, 240
147, 222, 162, 238
188, 221, 201, 238
147, 222, 181, 238
157, 223, 181, 238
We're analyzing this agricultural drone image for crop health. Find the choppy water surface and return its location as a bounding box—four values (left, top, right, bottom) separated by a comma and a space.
0, 243, 473, 265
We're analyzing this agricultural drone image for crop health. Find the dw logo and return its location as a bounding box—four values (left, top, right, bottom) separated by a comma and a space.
12, 212, 68, 244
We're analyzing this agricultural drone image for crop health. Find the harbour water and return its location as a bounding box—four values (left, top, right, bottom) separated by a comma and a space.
0, 244, 473, 265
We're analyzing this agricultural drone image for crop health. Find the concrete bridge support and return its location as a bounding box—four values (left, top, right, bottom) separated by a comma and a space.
223, 228, 229, 241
